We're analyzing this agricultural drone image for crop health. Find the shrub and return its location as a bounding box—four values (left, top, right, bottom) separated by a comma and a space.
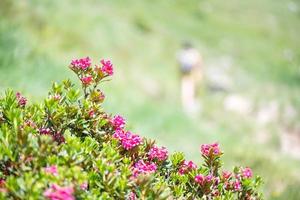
0, 57, 263, 199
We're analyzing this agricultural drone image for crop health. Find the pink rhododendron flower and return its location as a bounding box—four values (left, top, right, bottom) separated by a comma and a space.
200, 143, 221, 157
70, 57, 91, 70
205, 174, 214, 183
195, 174, 215, 186
44, 165, 58, 176
179, 160, 197, 175
195, 174, 205, 185
80, 76, 93, 85
242, 167, 253, 179
233, 180, 241, 191
44, 184, 74, 200
80, 182, 88, 190
100, 59, 113, 76
112, 129, 125, 140
113, 130, 142, 150
120, 131, 142, 150
16, 92, 27, 107
148, 146, 168, 161
132, 160, 157, 177
187, 160, 197, 169
222, 170, 232, 180
111, 115, 126, 130
178, 168, 185, 175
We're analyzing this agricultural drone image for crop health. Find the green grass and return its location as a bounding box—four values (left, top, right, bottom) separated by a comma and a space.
1, 0, 300, 199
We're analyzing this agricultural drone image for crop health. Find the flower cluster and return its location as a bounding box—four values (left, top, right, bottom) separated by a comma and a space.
80, 76, 93, 85
200, 142, 221, 157
111, 115, 126, 130
70, 57, 91, 70
121, 132, 142, 150
220, 167, 254, 194
222, 170, 232, 180
70, 57, 113, 87
16, 92, 27, 107
224, 167, 252, 192
242, 167, 253, 179
194, 174, 204, 185
113, 130, 142, 150
43, 184, 74, 200
178, 160, 197, 175
233, 180, 242, 191
194, 174, 214, 186
132, 160, 157, 178
148, 146, 168, 161
100, 59, 114, 76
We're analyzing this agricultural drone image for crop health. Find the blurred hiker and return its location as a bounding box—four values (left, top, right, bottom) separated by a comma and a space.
177, 42, 203, 113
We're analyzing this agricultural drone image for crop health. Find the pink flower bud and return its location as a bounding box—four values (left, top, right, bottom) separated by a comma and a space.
100, 59, 113, 76
195, 174, 205, 185
88, 110, 95, 118
16, 92, 27, 107
222, 170, 232, 180
233, 180, 242, 191
80, 76, 93, 85
178, 160, 197, 175
242, 167, 253, 179
205, 174, 214, 183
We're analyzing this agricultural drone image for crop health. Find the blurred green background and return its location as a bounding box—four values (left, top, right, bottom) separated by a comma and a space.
1, 0, 300, 199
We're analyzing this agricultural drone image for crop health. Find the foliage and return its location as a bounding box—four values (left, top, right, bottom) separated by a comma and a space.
0, 58, 262, 199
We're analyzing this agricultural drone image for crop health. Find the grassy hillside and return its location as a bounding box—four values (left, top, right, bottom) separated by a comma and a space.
1, 0, 300, 199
